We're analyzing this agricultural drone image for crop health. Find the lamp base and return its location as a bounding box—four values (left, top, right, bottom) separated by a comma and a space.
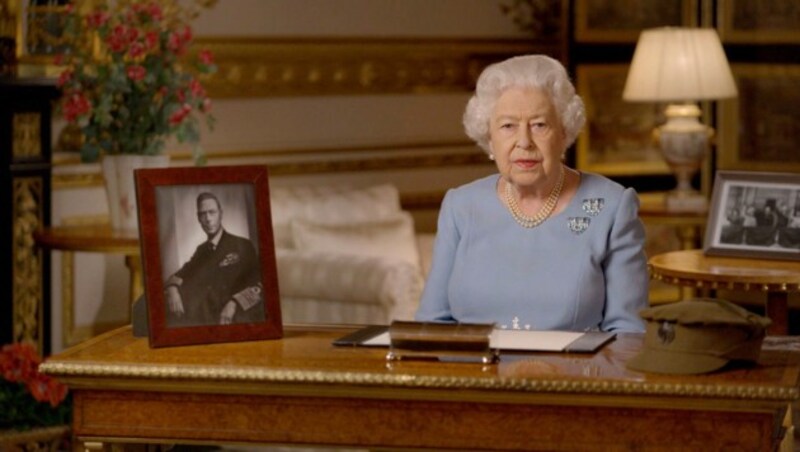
665, 190, 708, 213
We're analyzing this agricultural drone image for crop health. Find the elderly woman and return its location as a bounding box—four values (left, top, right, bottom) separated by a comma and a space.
415, 55, 648, 333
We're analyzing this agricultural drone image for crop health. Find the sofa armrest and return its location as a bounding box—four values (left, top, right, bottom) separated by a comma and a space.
276, 249, 423, 321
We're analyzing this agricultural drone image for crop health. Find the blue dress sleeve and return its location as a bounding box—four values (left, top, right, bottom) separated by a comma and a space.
600, 187, 649, 332
415, 190, 459, 322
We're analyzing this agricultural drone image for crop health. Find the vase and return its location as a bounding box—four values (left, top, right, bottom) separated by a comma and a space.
102, 154, 170, 233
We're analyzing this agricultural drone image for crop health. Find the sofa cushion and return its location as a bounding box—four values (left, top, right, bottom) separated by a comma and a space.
270, 184, 402, 249
276, 249, 423, 321
290, 211, 421, 269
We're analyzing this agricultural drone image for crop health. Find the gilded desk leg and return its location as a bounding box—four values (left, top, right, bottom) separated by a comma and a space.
125, 255, 143, 304
766, 291, 789, 336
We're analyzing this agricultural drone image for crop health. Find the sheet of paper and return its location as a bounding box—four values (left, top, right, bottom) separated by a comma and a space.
362, 331, 390, 346
490, 329, 582, 351
360, 329, 583, 351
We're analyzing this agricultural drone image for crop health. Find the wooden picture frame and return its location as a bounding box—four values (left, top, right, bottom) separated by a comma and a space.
703, 170, 800, 261
576, 64, 670, 176
718, 0, 800, 44
574, 0, 697, 43
717, 64, 800, 173
135, 165, 282, 348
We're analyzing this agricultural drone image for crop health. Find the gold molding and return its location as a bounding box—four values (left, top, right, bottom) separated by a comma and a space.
12, 112, 41, 159
52, 142, 491, 189
12, 177, 44, 351
38, 360, 798, 400
649, 270, 800, 293
194, 37, 549, 98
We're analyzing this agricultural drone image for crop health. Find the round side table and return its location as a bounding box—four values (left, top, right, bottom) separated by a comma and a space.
648, 249, 800, 335
33, 225, 142, 303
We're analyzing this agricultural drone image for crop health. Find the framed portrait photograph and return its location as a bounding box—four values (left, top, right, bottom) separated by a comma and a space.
703, 170, 800, 261
718, 0, 800, 43
135, 165, 282, 348
717, 64, 800, 173
576, 64, 671, 176
574, 0, 697, 43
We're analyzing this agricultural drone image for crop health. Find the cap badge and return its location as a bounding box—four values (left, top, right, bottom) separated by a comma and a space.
568, 217, 590, 234
658, 321, 676, 345
582, 198, 605, 216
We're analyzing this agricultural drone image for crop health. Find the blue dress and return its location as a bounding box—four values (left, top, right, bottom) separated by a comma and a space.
415, 172, 648, 333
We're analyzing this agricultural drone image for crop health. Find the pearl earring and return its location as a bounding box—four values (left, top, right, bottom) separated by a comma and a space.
489, 154, 495, 161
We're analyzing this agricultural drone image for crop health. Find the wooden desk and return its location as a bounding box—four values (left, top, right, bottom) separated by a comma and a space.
40, 325, 800, 451
649, 249, 800, 335
33, 225, 142, 304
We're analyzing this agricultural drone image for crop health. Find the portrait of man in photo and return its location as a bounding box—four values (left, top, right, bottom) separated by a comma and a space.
157, 185, 265, 328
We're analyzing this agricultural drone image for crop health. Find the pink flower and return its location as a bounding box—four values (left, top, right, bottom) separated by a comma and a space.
147, 3, 163, 21
168, 31, 186, 55
23, 370, 69, 408
126, 65, 146, 81
128, 41, 146, 59
107, 25, 131, 53
127, 27, 140, 43
181, 25, 192, 43
1, 342, 69, 409
56, 69, 72, 88
63, 92, 92, 122
189, 79, 205, 97
85, 10, 110, 29
144, 31, 159, 51
168, 103, 192, 125
198, 49, 214, 66
0, 343, 40, 383
200, 98, 212, 113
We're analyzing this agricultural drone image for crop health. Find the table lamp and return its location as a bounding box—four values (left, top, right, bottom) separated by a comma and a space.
623, 27, 737, 212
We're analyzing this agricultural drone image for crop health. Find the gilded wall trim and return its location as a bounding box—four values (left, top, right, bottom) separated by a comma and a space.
193, 38, 549, 98
52, 142, 490, 189
12, 177, 44, 350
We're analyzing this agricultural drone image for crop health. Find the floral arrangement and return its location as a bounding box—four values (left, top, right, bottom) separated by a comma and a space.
56, 0, 217, 164
0, 342, 71, 431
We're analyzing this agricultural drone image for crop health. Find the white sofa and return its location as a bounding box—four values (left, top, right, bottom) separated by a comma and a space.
270, 184, 433, 325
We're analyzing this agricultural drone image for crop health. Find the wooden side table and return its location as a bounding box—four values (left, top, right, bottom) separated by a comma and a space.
648, 249, 800, 335
33, 225, 142, 303
34, 225, 141, 346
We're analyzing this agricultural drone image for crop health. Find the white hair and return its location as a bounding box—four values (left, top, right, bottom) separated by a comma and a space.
463, 55, 586, 154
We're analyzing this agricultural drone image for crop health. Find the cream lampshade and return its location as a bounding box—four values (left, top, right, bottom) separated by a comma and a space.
623, 27, 737, 212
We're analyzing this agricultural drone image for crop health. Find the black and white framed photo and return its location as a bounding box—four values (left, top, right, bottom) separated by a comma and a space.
704, 170, 800, 261
135, 165, 282, 348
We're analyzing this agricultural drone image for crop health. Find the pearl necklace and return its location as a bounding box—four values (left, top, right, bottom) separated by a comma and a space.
504, 166, 565, 228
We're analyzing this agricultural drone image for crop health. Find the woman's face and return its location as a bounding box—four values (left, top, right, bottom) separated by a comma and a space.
488, 86, 566, 191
